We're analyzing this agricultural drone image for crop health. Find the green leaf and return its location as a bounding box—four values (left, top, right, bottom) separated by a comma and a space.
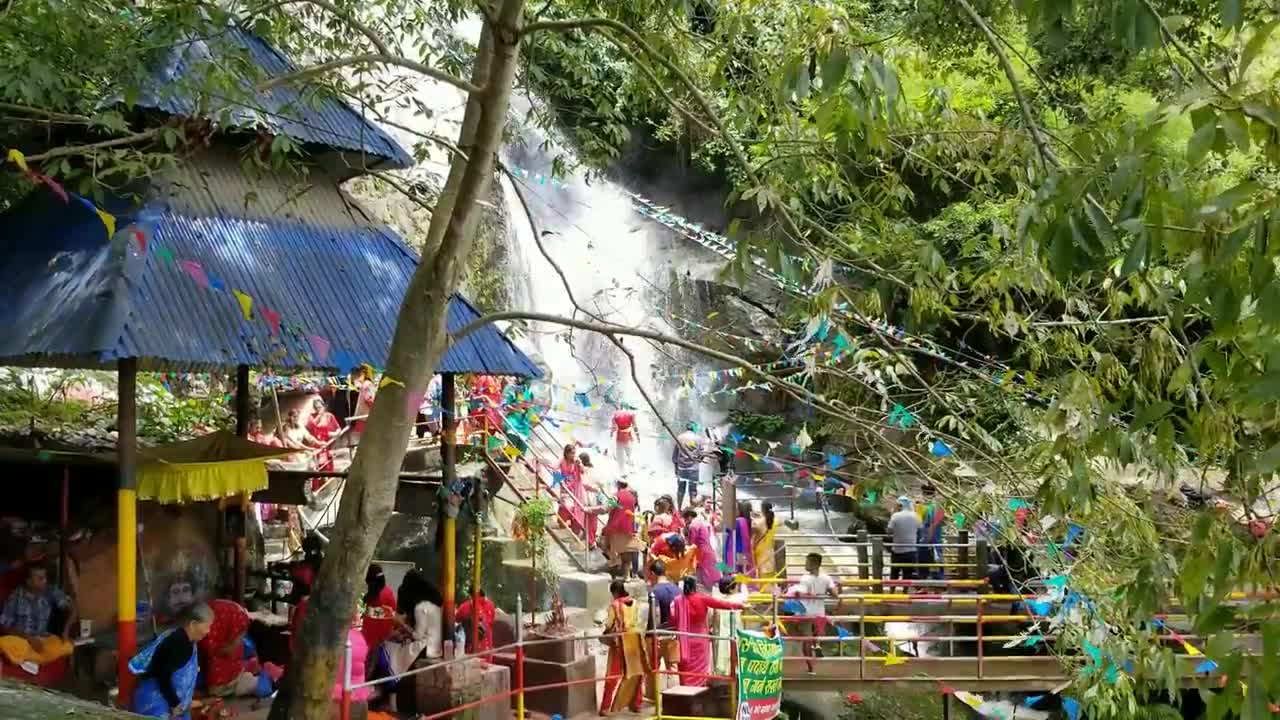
1251, 439, 1280, 474
1187, 121, 1217, 165
1121, 230, 1149, 276
821, 46, 848, 92
1220, 111, 1250, 151
1200, 181, 1259, 217
1132, 400, 1172, 429
1220, 0, 1243, 30
1240, 20, 1279, 77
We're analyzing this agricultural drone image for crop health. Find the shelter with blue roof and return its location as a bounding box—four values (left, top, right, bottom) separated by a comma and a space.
0, 23, 537, 697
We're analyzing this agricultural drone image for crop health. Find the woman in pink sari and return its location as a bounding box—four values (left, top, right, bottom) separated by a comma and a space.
671, 576, 742, 686
681, 508, 720, 589
555, 445, 597, 546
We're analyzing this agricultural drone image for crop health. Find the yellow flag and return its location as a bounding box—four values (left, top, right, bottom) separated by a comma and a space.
95, 208, 116, 239
232, 289, 253, 320
1182, 642, 1202, 657
6, 148, 28, 172
883, 654, 907, 666
503, 446, 521, 460
379, 376, 404, 389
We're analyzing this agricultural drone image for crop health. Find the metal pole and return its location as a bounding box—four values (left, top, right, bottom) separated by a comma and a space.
116, 357, 138, 706
976, 596, 984, 679
856, 529, 869, 582
649, 592, 662, 713
943, 691, 951, 720
515, 595, 526, 720
871, 537, 885, 594
958, 530, 970, 580
340, 635, 353, 720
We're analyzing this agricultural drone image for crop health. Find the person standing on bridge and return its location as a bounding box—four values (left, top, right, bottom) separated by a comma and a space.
785, 552, 839, 672
887, 496, 923, 591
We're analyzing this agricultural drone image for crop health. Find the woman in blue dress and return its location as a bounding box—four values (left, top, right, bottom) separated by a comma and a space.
130, 603, 214, 719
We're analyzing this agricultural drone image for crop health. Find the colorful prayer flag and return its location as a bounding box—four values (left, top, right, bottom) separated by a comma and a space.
178, 259, 209, 289
232, 289, 253, 320
6, 148, 28, 172
261, 307, 282, 335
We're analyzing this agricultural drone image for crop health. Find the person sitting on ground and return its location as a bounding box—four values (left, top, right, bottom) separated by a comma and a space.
0, 563, 77, 670
130, 602, 214, 719
785, 552, 839, 672
456, 586, 496, 658
375, 570, 444, 709
648, 532, 697, 584
199, 599, 259, 697
887, 496, 923, 591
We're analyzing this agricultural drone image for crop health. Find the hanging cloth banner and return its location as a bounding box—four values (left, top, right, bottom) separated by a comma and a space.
736, 628, 783, 720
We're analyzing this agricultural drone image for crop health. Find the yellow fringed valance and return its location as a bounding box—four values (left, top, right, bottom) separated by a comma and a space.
137, 458, 273, 504
136, 430, 294, 505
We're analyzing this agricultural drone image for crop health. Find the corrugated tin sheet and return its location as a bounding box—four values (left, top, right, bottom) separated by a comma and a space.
139, 25, 413, 170
0, 190, 541, 378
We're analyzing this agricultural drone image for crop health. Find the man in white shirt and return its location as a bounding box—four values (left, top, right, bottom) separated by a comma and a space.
887, 496, 923, 591
786, 552, 839, 672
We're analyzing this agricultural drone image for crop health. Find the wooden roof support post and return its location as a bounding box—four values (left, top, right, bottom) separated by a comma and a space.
440, 372, 458, 631
235, 364, 251, 436
232, 364, 250, 605
116, 357, 139, 707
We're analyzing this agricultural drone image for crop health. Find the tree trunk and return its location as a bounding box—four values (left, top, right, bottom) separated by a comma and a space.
282, 2, 525, 717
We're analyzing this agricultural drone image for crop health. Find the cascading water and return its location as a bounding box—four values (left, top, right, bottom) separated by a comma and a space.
497, 93, 729, 504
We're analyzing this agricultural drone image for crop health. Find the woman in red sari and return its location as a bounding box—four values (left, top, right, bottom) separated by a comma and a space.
671, 576, 742, 686
198, 599, 254, 696
305, 397, 341, 475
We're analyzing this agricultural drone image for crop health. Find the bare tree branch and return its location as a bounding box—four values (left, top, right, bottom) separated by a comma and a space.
23, 129, 163, 163
255, 53, 481, 95
1140, 0, 1229, 95
245, 0, 393, 56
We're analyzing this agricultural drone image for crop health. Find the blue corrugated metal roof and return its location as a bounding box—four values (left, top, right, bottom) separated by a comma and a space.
0, 191, 541, 377
138, 25, 414, 170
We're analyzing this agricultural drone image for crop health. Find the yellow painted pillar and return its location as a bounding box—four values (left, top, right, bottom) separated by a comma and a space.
443, 515, 457, 630
116, 488, 138, 703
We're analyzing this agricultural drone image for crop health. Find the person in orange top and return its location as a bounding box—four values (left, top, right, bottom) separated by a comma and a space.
647, 533, 697, 584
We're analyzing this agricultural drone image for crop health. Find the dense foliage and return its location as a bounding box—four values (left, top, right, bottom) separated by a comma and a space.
8, 0, 1280, 715
519, 0, 1280, 715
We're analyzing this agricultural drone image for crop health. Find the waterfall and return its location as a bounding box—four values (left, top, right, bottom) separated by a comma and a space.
497, 95, 729, 503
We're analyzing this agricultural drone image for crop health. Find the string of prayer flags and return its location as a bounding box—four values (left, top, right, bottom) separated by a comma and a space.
1195, 659, 1218, 673
232, 289, 253, 320
502, 445, 521, 461
929, 439, 953, 457
954, 513, 966, 529
1062, 698, 1081, 720
261, 307, 282, 335
1065, 523, 1084, 546
827, 453, 844, 470
574, 391, 591, 408
154, 245, 175, 265
378, 376, 405, 389
794, 425, 813, 451
179, 259, 210, 288
1023, 695, 1044, 707
308, 335, 331, 362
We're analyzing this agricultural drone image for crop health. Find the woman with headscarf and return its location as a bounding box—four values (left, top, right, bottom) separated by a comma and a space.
361, 565, 398, 655
130, 603, 213, 719
198, 599, 255, 697
671, 576, 742, 686
682, 508, 721, 589
751, 501, 779, 583
599, 580, 647, 714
